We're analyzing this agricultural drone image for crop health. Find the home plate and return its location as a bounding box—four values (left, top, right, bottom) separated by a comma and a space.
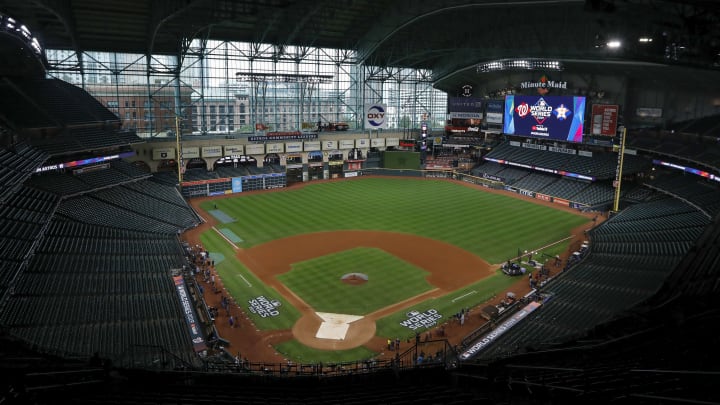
314, 312, 364, 340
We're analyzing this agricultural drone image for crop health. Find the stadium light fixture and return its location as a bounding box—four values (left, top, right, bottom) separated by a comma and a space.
638, 37, 653, 43
606, 40, 622, 49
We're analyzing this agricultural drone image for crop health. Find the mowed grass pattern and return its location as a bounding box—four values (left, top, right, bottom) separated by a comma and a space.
200, 178, 588, 264
277, 248, 433, 315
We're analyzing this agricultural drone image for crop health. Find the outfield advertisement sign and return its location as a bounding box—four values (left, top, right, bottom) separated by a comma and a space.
245, 144, 265, 155
224, 145, 244, 155
173, 276, 207, 352
304, 141, 321, 151
459, 301, 541, 360
385, 138, 400, 147
285, 142, 303, 153
231, 177, 243, 193
201, 146, 222, 158
365, 103, 388, 129
484, 157, 596, 182
591, 104, 619, 136
339, 139, 355, 149
504, 95, 586, 142
248, 296, 282, 318
182, 146, 200, 159
485, 99, 504, 124
400, 309, 442, 330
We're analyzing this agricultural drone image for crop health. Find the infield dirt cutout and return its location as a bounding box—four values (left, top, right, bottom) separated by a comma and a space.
185, 178, 598, 362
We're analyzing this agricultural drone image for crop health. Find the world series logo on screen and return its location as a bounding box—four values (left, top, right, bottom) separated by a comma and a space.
504, 95, 585, 143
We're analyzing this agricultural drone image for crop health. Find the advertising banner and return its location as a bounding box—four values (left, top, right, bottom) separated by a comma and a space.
152, 148, 175, 160
231, 177, 243, 193
356, 138, 370, 148
591, 104, 619, 136
285, 142, 303, 153
322, 140, 338, 150
339, 139, 355, 149
173, 276, 207, 352
245, 144, 265, 155
448, 97, 483, 119
485, 99, 504, 124
201, 146, 222, 158
385, 137, 400, 147
364, 103, 388, 129
459, 301, 541, 359
371, 138, 385, 147
265, 143, 284, 153
504, 95, 586, 142
224, 145, 244, 156
182, 147, 200, 159
304, 141, 321, 151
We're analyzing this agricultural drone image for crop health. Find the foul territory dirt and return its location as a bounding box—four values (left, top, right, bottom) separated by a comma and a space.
183, 177, 600, 363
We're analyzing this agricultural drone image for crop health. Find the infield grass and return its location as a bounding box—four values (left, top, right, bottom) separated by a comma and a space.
277, 247, 433, 315
200, 178, 587, 264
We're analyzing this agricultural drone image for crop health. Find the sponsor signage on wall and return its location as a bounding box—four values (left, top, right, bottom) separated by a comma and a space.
224, 145, 244, 155
364, 103, 388, 129
173, 276, 207, 351
448, 97, 484, 119
245, 144, 265, 155
485, 99, 504, 124
339, 139, 355, 149
201, 146, 222, 158
304, 141, 321, 151
385, 138, 400, 147
459, 301, 541, 359
182, 147, 200, 159
591, 104, 619, 136
636, 107, 662, 118
356, 138, 370, 148
518, 75, 568, 95
266, 143, 284, 153
249, 132, 318, 141
285, 142, 303, 153
371, 138, 385, 147
322, 140, 338, 150
152, 147, 175, 160
231, 177, 242, 193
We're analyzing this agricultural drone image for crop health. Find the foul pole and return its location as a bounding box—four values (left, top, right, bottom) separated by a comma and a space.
612, 126, 627, 213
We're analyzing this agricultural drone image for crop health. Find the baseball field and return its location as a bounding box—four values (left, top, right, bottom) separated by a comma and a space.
193, 177, 590, 363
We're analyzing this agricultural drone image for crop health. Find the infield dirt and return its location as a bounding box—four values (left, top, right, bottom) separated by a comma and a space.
183, 177, 600, 363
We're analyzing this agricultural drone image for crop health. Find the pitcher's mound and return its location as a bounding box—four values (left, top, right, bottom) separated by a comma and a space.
341, 272, 368, 285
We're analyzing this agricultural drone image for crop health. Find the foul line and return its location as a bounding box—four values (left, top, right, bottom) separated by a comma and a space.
507, 235, 575, 264
452, 290, 477, 302
213, 226, 239, 250
236, 274, 252, 287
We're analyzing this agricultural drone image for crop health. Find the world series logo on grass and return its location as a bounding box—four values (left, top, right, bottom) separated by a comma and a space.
248, 296, 281, 318
400, 309, 442, 330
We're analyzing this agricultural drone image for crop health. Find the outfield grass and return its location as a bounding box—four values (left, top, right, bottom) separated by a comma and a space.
277, 248, 433, 315
200, 178, 587, 264
197, 178, 587, 361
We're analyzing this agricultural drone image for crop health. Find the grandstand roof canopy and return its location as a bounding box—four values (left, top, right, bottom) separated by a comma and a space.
1, 0, 720, 92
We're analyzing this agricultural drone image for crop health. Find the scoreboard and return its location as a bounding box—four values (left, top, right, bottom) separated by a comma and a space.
503, 95, 586, 143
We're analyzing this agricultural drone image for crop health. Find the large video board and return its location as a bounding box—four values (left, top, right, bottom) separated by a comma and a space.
503, 95, 586, 142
